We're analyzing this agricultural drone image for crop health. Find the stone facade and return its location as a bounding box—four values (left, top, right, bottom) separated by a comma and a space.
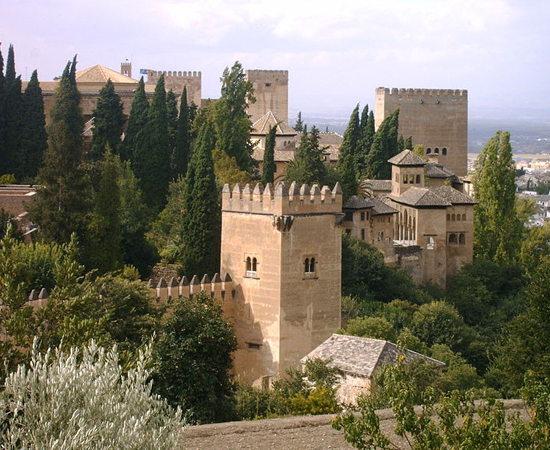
221, 182, 343, 383
375, 88, 468, 177
246, 70, 289, 124
146, 69, 202, 107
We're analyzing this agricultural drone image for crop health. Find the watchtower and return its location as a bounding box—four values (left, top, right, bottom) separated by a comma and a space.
246, 70, 289, 124
120, 61, 132, 78
221, 181, 343, 384
375, 88, 468, 177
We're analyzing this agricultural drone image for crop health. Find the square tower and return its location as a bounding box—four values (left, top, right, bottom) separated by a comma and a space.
375, 88, 468, 177
221, 182, 342, 383
246, 70, 289, 124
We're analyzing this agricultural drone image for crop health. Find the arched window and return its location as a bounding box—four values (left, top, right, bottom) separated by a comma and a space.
252, 257, 257, 272
427, 236, 435, 250
416, 174, 421, 184
449, 233, 457, 244
459, 233, 466, 245
304, 257, 317, 276
462, 214, 466, 221
409, 174, 415, 184
452, 214, 456, 221
246, 257, 251, 272
310, 257, 316, 272
442, 148, 448, 155
378, 231, 384, 241
426, 148, 432, 154
434, 148, 440, 154
403, 175, 408, 184
457, 214, 461, 221
246, 256, 258, 277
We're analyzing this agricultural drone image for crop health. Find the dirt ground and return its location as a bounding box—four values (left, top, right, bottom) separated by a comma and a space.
179, 399, 526, 450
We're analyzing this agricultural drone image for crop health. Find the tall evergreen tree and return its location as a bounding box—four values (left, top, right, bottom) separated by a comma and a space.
0, 45, 5, 174
180, 111, 220, 276
30, 56, 92, 243
172, 86, 191, 178
133, 75, 171, 213
120, 77, 148, 161
285, 125, 328, 186
473, 131, 522, 263
166, 89, 178, 166
405, 136, 413, 150
215, 61, 255, 172
364, 109, 400, 180
294, 111, 304, 132
84, 150, 123, 273
20, 70, 47, 180
336, 105, 361, 200
261, 124, 276, 185
1, 45, 23, 177
358, 108, 375, 176
89, 79, 125, 161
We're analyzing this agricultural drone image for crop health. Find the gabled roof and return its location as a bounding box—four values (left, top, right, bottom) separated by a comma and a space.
389, 187, 452, 207
425, 162, 454, 179
367, 180, 392, 192
343, 195, 398, 215
75, 65, 139, 84
388, 149, 427, 166
301, 334, 444, 378
251, 110, 297, 135
429, 186, 477, 205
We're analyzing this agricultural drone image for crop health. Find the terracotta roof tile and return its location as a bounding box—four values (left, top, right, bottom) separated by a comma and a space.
389, 187, 451, 207
75, 65, 139, 84
430, 186, 476, 204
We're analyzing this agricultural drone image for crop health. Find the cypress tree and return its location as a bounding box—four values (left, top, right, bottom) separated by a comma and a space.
1, 45, 23, 177
30, 56, 92, 243
294, 111, 304, 132
20, 70, 47, 180
180, 111, 220, 276
0, 46, 5, 175
173, 86, 191, 178
120, 77, 148, 161
89, 79, 125, 161
133, 75, 171, 213
166, 89, 178, 158
261, 124, 276, 185
473, 131, 523, 263
358, 107, 375, 176
215, 61, 255, 172
336, 105, 360, 200
285, 125, 328, 186
84, 150, 123, 273
364, 109, 400, 180
405, 136, 413, 150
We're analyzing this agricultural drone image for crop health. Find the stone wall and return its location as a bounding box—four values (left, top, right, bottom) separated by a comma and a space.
246, 70, 289, 124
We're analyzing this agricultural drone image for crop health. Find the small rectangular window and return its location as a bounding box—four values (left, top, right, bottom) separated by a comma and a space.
265, 83, 271, 87
247, 342, 261, 350
361, 229, 366, 240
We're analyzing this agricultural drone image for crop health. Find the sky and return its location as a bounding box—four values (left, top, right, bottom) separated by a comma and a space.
2, 0, 549, 121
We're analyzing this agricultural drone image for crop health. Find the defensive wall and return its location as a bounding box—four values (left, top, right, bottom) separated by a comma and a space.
146, 70, 202, 106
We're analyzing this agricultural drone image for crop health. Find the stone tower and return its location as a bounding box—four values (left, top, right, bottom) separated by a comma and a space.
375, 88, 468, 177
221, 182, 342, 384
246, 70, 289, 124
146, 70, 202, 107
120, 61, 132, 78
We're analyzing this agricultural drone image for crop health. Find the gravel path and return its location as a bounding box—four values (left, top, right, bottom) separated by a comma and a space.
179, 400, 526, 450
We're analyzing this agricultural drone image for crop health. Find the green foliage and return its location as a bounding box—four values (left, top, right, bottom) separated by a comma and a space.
261, 124, 276, 184
285, 125, 330, 186
337, 105, 361, 200
342, 234, 420, 304
153, 292, 237, 424
334, 357, 550, 450
20, 69, 47, 180
236, 358, 341, 420
357, 105, 375, 175
133, 75, 171, 213
364, 109, 400, 180
0, 341, 184, 449
181, 111, 221, 275
172, 86, 192, 178
89, 79, 125, 160
166, 89, 179, 164
213, 147, 253, 187
294, 111, 304, 132
0, 210, 23, 241
121, 77, 149, 161
473, 131, 523, 263
343, 316, 397, 342
520, 223, 550, 274
84, 151, 123, 273
215, 61, 255, 172
30, 57, 93, 244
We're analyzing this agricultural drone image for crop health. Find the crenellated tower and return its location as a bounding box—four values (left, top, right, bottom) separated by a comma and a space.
246, 70, 289, 124
146, 70, 202, 107
221, 181, 343, 384
375, 88, 468, 177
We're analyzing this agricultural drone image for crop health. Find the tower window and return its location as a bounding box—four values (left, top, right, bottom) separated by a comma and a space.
245, 256, 259, 277
304, 256, 318, 278
448, 233, 457, 245
459, 233, 466, 245
265, 83, 272, 87
442, 148, 448, 155
426, 148, 432, 154
416, 174, 421, 184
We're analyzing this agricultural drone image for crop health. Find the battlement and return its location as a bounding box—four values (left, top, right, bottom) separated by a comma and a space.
376, 87, 467, 98
21, 273, 233, 310
222, 181, 343, 216
147, 70, 202, 79
246, 70, 288, 79
151, 273, 233, 305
